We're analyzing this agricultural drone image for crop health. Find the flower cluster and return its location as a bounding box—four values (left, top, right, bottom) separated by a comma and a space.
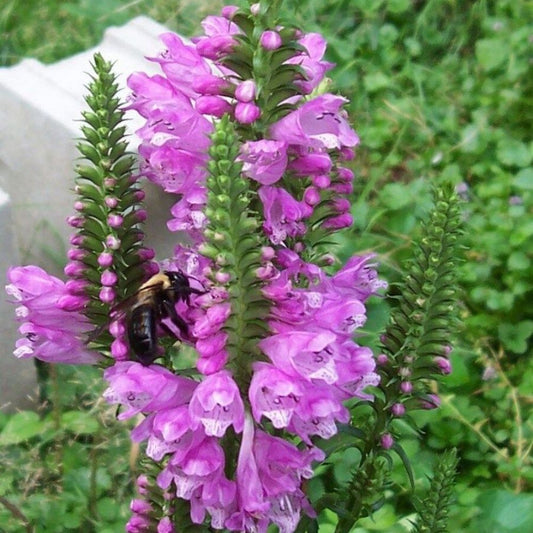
5, 266, 100, 365
99, 4, 386, 531
253, 250, 382, 445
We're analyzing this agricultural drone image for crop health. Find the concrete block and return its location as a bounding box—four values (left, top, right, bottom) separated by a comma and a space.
0, 17, 179, 410
0, 187, 38, 411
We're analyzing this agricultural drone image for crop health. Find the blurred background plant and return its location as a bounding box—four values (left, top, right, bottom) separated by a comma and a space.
1, 0, 531, 531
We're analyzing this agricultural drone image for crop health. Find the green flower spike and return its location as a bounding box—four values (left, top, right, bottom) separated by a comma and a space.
201, 115, 271, 389
67, 53, 153, 353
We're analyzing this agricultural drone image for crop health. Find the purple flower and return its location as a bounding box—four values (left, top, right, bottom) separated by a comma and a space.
193, 15, 241, 60
5, 266, 101, 365
167, 186, 207, 241
259, 331, 338, 384
103, 361, 197, 419
239, 140, 288, 185
259, 186, 312, 244
149, 33, 212, 98
157, 517, 175, 533
249, 363, 303, 428
288, 152, 332, 175
286, 33, 334, 94
189, 370, 245, 436
158, 433, 226, 501
270, 94, 359, 150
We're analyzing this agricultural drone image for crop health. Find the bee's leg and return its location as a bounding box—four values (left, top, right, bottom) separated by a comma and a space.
161, 299, 191, 340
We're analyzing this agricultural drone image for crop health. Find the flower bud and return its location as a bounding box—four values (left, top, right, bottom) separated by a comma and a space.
111, 338, 129, 360
260, 30, 282, 50
66, 215, 83, 228
105, 196, 118, 208
235, 102, 261, 124
381, 433, 394, 449
313, 174, 331, 188
67, 248, 85, 261
108, 214, 123, 228
196, 95, 233, 117
215, 271, 231, 284
99, 286, 115, 303
106, 235, 121, 250
400, 381, 413, 394
64, 261, 85, 277
101, 270, 118, 287
235, 80, 257, 102
98, 252, 114, 267
434, 356, 452, 375
392, 403, 406, 417
303, 186, 320, 206
192, 74, 229, 95
221, 5, 239, 19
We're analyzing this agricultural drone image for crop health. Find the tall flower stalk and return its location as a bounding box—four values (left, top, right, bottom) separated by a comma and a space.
5, 3, 462, 532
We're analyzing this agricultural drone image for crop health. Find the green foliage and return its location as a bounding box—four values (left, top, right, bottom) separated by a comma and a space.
0, 366, 133, 532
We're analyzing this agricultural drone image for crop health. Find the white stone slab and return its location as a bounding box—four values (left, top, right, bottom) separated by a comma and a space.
0, 16, 179, 410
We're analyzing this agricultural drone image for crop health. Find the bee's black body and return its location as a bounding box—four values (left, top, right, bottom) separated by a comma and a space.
125, 270, 203, 366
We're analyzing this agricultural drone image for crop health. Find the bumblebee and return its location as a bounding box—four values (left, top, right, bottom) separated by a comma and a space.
117, 270, 203, 366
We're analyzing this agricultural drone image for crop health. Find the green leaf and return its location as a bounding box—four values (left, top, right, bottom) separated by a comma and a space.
513, 167, 533, 189
61, 411, 100, 435
387, 0, 411, 14
473, 490, 533, 532
496, 139, 532, 168
476, 38, 509, 71
378, 183, 412, 210
498, 320, 533, 354
0, 411, 44, 445
363, 71, 391, 92
507, 251, 530, 270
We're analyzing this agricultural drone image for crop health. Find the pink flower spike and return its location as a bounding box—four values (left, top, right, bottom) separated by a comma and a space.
235, 102, 261, 124
189, 370, 245, 436
260, 30, 282, 50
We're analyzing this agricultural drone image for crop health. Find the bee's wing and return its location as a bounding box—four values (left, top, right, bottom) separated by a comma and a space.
84, 281, 165, 344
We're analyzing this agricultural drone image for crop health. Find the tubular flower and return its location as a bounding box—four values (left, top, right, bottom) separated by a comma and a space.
5, 266, 101, 364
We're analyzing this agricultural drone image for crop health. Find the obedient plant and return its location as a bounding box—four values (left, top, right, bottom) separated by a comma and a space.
5, 2, 462, 532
